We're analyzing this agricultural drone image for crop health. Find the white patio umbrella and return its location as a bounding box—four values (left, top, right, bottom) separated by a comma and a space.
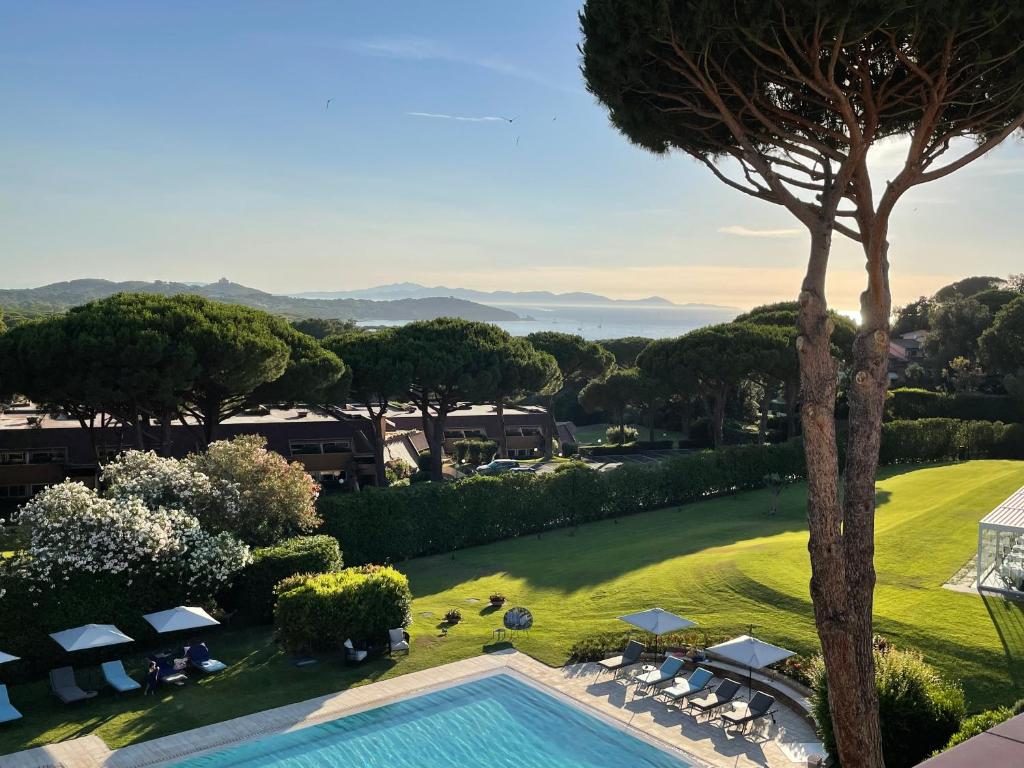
0, 651, 19, 664
143, 606, 220, 634
618, 608, 697, 657
707, 634, 794, 698
50, 624, 133, 652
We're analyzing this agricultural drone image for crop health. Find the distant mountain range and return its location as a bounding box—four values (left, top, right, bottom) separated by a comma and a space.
0, 279, 520, 323
292, 282, 730, 310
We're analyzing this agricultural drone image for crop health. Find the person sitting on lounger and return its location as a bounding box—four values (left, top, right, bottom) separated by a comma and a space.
144, 660, 159, 695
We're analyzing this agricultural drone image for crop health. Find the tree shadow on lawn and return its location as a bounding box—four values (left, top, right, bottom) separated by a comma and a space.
983, 593, 1024, 695
410, 488, 813, 596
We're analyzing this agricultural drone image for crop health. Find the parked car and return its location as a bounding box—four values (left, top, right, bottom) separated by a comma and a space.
507, 465, 540, 474
476, 459, 520, 475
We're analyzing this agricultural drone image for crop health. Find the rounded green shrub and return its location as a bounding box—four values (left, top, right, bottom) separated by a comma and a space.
226, 535, 343, 623
273, 565, 412, 654
605, 425, 639, 445
811, 645, 965, 768
934, 707, 1013, 755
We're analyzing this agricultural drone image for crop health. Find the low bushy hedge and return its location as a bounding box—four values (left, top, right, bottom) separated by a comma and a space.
887, 388, 1024, 423
320, 419, 1024, 566
934, 707, 1013, 756
273, 565, 412, 653
812, 645, 965, 768
606, 425, 639, 444
638, 439, 675, 449
225, 535, 343, 623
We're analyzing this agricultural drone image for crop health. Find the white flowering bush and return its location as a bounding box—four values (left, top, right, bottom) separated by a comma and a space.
185, 435, 321, 546
99, 440, 320, 546
101, 449, 241, 518
17, 481, 250, 598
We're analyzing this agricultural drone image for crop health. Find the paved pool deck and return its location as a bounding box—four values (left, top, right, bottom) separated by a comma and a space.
0, 650, 823, 768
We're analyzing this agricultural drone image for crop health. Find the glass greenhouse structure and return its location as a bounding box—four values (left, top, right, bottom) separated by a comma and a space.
978, 486, 1024, 597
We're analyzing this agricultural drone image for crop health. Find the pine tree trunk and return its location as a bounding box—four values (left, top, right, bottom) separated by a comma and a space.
758, 387, 771, 444
784, 378, 799, 439
372, 410, 388, 487
710, 391, 725, 448
429, 416, 446, 482
799, 223, 885, 768
497, 399, 507, 458
542, 395, 554, 459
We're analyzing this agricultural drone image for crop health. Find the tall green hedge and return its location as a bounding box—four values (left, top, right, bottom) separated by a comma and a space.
273, 566, 411, 653
320, 419, 1024, 565
878, 419, 1024, 464
224, 535, 343, 623
887, 388, 1024, 423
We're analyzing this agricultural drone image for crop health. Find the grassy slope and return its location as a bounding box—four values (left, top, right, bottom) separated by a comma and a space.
1, 460, 1022, 755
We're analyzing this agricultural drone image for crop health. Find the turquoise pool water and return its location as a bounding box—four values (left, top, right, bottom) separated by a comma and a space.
172, 674, 690, 767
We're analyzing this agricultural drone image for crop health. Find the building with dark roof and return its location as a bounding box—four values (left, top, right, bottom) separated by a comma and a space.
0, 404, 391, 500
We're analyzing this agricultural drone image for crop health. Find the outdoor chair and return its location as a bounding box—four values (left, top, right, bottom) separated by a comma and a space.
49, 666, 98, 704
389, 628, 410, 654
657, 666, 714, 706
0, 685, 22, 723
149, 654, 188, 684
597, 639, 645, 679
720, 691, 777, 733
632, 655, 685, 696
344, 639, 368, 663
686, 678, 742, 720
101, 660, 141, 693
187, 642, 227, 674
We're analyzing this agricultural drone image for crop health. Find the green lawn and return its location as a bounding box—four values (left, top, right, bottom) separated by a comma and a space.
2, 460, 1023, 756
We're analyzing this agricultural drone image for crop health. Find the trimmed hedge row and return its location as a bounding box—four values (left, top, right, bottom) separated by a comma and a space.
878, 419, 1024, 464
223, 535, 343, 623
273, 566, 412, 653
887, 388, 1024, 423
583, 439, 677, 455
320, 419, 1024, 566
321, 441, 807, 564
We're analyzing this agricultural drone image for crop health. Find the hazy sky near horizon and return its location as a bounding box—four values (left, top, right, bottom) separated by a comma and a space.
2, 2, 1022, 313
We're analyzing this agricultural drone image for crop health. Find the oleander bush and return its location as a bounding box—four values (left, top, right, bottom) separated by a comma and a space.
185, 434, 322, 546
0, 481, 250, 673
102, 436, 322, 546
811, 644, 965, 768
226, 535, 343, 622
273, 565, 411, 653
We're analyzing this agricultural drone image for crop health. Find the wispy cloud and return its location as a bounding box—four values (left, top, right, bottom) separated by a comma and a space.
341, 34, 577, 93
718, 225, 802, 238
407, 111, 508, 123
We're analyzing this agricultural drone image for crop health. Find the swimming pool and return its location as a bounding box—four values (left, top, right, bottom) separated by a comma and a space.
172, 673, 691, 767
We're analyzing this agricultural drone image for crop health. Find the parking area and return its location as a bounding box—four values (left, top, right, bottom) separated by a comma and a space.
581, 449, 691, 472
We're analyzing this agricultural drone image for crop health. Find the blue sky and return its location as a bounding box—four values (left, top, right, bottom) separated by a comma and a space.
1, 1, 1022, 311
